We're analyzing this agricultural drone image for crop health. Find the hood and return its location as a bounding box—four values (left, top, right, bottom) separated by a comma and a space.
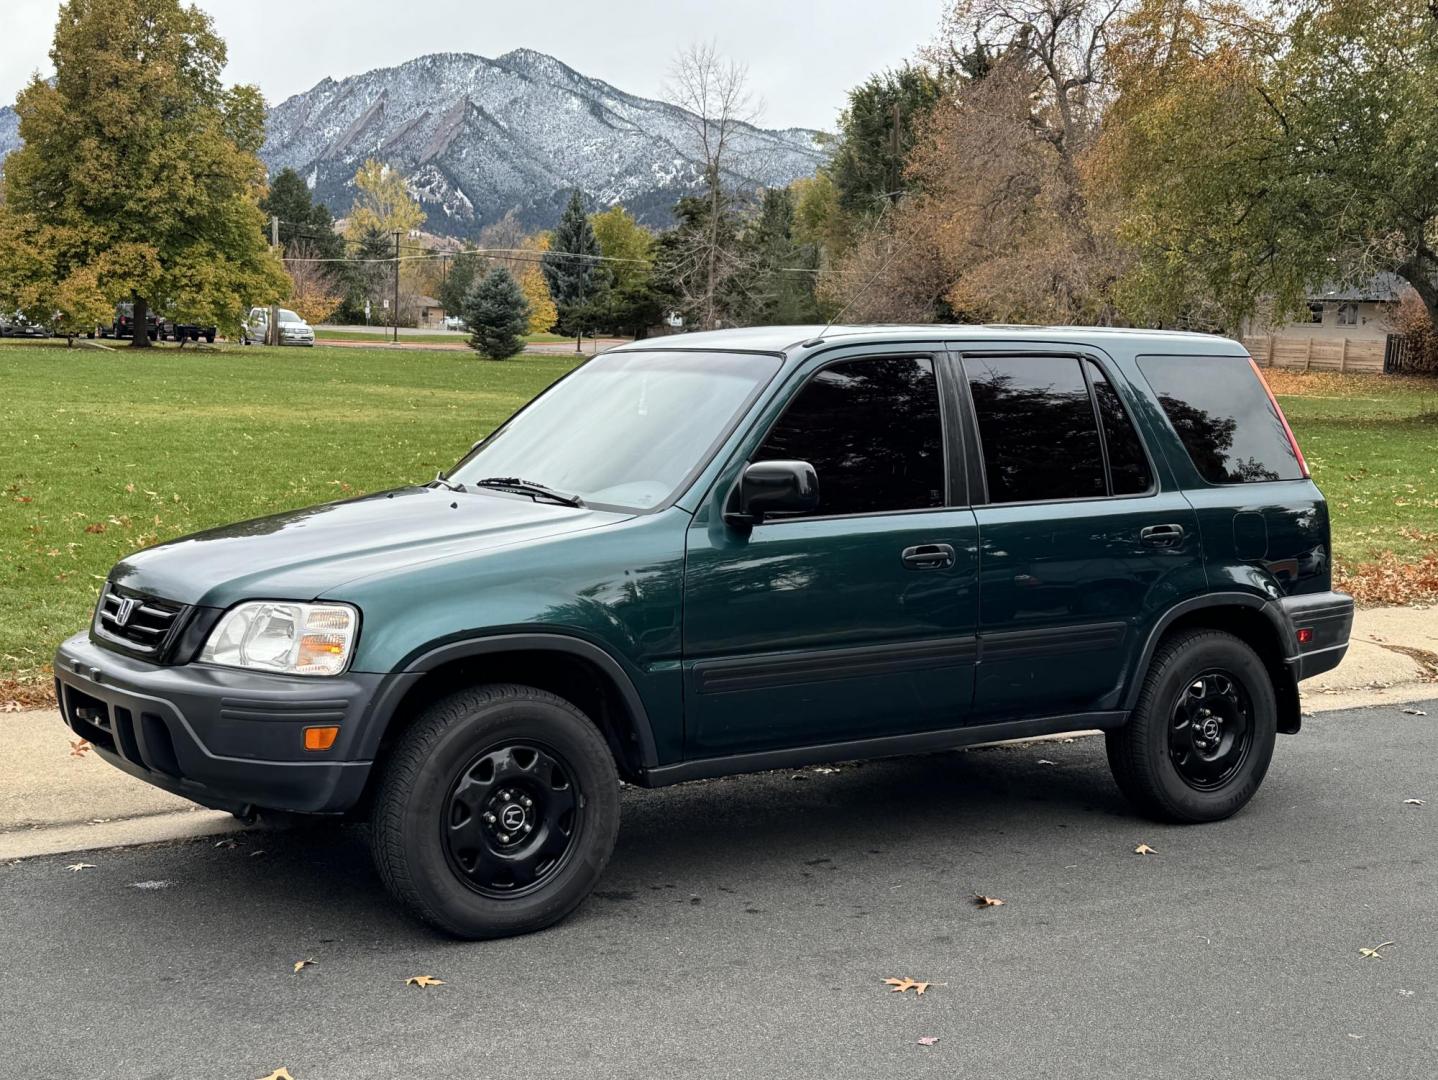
110, 486, 630, 608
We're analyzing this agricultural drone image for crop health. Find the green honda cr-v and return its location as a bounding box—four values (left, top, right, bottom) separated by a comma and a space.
55, 325, 1353, 938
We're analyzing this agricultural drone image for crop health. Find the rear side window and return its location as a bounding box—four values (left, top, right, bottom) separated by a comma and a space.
755, 356, 945, 516
964, 355, 1106, 502
1138, 355, 1302, 484
1086, 362, 1153, 496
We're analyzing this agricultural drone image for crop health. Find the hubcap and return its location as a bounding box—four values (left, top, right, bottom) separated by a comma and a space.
1168, 670, 1254, 791
441, 742, 582, 897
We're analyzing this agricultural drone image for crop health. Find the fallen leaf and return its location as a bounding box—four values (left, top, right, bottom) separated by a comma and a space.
1, 700, 20, 713
1134, 844, 1158, 856
257, 1070, 295, 1080
1404, 799, 1425, 806
66, 863, 95, 872
973, 894, 1006, 907
884, 977, 932, 995
917, 1036, 940, 1046
83, 522, 106, 534
1359, 941, 1395, 959
214, 839, 237, 849
1402, 707, 1427, 716
250, 850, 267, 858
1036, 758, 1057, 766
293, 958, 316, 974
406, 975, 444, 988
69, 739, 91, 757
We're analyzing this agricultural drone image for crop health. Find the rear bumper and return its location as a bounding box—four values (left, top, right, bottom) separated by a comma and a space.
1279, 591, 1354, 681
54, 634, 385, 815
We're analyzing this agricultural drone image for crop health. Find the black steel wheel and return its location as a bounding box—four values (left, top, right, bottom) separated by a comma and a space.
442, 741, 583, 898
371, 683, 621, 939
1107, 629, 1277, 823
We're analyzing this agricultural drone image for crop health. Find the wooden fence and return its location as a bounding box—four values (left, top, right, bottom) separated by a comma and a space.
1242, 335, 1386, 373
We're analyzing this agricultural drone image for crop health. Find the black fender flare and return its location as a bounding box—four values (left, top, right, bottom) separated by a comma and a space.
1122, 591, 1298, 721
356, 632, 660, 768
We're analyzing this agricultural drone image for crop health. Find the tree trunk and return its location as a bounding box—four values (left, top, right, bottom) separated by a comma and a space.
130, 293, 152, 349
1397, 257, 1438, 335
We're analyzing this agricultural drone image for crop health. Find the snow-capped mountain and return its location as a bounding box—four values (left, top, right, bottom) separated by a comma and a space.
0, 49, 829, 236
269, 48, 827, 235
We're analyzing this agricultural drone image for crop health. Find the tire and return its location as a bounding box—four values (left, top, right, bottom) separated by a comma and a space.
1106, 629, 1277, 823
204, 332, 215, 344
371, 683, 621, 939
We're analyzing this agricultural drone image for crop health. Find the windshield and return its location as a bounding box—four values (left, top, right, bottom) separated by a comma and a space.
450, 350, 780, 510
279, 309, 303, 323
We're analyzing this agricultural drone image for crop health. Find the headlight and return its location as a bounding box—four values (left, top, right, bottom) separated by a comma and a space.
200, 602, 358, 676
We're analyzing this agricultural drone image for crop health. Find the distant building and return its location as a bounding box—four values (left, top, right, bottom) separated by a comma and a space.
1242, 273, 1408, 373
413, 296, 445, 329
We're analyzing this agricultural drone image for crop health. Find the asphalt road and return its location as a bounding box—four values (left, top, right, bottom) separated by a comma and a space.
4, 699, 1435, 1080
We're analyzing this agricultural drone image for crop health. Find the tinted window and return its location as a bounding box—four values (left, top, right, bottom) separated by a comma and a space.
965, 356, 1105, 503
1086, 361, 1153, 495
1138, 355, 1301, 484
754, 356, 945, 516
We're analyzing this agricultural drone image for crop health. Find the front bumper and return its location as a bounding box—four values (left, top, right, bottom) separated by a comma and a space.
1279, 591, 1354, 681
54, 633, 386, 815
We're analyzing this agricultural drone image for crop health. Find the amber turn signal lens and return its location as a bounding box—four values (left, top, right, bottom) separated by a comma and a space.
303, 725, 339, 751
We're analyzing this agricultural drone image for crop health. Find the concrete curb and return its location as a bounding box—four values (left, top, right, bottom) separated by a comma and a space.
2, 810, 255, 861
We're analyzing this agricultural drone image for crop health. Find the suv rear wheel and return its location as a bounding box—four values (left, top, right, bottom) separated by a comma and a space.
371, 683, 621, 938
1106, 629, 1277, 823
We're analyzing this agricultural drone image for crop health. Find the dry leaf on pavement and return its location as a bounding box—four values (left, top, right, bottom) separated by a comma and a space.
973, 894, 1005, 907
917, 1036, 940, 1046
1359, 941, 1395, 959
1134, 844, 1158, 856
1, 700, 21, 713
66, 863, 95, 872
293, 958, 315, 974
69, 739, 91, 757
1404, 799, 1425, 806
257, 1069, 295, 1080
884, 977, 932, 995
1401, 708, 1427, 716
406, 975, 444, 988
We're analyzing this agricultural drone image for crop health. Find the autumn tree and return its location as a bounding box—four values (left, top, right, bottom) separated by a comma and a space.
517, 234, 560, 335
344, 159, 426, 240
1094, 0, 1438, 333
664, 41, 760, 329
0, 0, 288, 344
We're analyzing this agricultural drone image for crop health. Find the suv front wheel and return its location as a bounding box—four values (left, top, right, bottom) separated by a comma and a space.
1106, 629, 1277, 823
371, 683, 621, 938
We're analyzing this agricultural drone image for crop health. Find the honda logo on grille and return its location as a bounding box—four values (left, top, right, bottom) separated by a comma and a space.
112, 596, 139, 627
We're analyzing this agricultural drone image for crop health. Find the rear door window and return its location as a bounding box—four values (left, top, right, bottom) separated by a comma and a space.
963, 355, 1106, 503
1085, 362, 1153, 495
1138, 355, 1302, 483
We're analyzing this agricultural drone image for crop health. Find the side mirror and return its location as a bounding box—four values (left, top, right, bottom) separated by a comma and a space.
726, 460, 819, 526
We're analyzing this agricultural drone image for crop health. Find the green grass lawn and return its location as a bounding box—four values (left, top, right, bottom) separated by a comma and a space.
1268, 371, 1438, 566
1, 348, 1435, 694
0, 341, 577, 686
313, 328, 569, 344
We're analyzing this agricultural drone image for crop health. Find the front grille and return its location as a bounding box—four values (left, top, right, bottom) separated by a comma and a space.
94, 584, 187, 659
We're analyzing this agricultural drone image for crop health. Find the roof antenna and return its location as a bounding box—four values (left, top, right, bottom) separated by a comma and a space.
801, 223, 908, 347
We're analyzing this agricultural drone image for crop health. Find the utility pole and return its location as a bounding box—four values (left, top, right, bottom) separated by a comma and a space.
890, 101, 902, 205
269, 215, 282, 347
392, 230, 401, 344
271, 214, 280, 249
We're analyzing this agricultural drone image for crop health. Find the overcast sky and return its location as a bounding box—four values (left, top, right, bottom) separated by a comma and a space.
1, 0, 943, 131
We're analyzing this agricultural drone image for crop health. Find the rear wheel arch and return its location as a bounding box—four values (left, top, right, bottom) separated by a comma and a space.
358, 634, 658, 797
1126, 595, 1300, 734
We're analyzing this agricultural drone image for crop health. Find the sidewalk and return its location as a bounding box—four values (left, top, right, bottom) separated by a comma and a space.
3, 606, 1433, 859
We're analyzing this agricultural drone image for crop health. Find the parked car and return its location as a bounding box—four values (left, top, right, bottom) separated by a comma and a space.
443, 315, 467, 332
1, 312, 49, 338
101, 301, 159, 340
240, 306, 315, 346
55, 325, 1352, 939
163, 319, 216, 344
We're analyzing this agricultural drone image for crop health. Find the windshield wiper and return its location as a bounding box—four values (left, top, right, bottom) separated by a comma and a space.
430, 471, 467, 492
470, 476, 585, 508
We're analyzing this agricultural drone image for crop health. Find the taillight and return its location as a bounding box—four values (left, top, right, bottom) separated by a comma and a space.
1248, 356, 1310, 478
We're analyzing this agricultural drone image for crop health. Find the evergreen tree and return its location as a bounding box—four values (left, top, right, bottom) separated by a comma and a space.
830, 64, 946, 218
733, 188, 821, 325
260, 168, 345, 260
542, 190, 604, 334
0, 0, 288, 344
438, 251, 484, 317
462, 268, 531, 359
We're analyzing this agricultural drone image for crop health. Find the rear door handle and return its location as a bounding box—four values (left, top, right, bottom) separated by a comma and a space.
1140, 523, 1186, 547
901, 543, 956, 570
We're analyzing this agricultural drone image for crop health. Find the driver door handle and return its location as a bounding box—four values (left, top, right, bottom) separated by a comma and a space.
901, 543, 956, 570
1140, 523, 1186, 547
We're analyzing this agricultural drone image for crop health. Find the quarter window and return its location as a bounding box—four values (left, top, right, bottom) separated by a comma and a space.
754, 356, 945, 517
1138, 355, 1303, 484
964, 355, 1106, 503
